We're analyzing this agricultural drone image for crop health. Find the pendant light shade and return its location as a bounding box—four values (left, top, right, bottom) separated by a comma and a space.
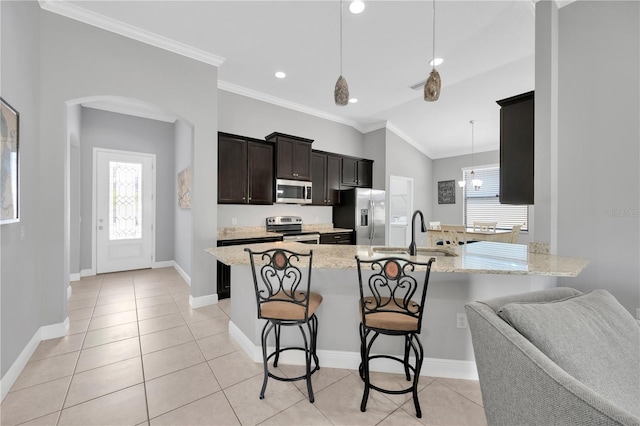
424, 69, 441, 102
335, 75, 350, 106
334, 0, 350, 106
424, 0, 441, 102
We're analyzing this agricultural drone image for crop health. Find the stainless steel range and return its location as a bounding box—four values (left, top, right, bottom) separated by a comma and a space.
266, 216, 320, 244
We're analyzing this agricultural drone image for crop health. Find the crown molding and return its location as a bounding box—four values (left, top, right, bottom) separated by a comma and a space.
385, 121, 434, 159
218, 80, 370, 133
38, 0, 225, 67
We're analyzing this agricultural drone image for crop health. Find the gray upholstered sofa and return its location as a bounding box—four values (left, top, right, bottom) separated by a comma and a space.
465, 287, 640, 426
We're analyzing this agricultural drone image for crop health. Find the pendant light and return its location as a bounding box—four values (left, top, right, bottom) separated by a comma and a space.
424, 0, 441, 102
334, 0, 350, 106
470, 120, 483, 190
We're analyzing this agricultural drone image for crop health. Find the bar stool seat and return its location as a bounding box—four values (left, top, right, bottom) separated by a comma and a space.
245, 248, 322, 403
356, 256, 435, 418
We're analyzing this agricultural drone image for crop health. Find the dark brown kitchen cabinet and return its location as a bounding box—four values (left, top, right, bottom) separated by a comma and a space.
497, 91, 534, 205
341, 156, 373, 188
266, 132, 314, 181
311, 151, 341, 205
320, 231, 353, 244
218, 132, 273, 204
216, 235, 282, 299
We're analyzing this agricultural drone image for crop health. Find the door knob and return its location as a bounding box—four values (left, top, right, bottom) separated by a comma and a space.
98, 226, 103, 230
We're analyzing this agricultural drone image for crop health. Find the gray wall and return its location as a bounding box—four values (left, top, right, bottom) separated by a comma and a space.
69, 105, 82, 276
385, 129, 433, 247
174, 119, 193, 277
0, 0, 43, 379
363, 128, 386, 191
431, 150, 499, 225
555, 1, 639, 313
217, 90, 365, 227
79, 108, 176, 270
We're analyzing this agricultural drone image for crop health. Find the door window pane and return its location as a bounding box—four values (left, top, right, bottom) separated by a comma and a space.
109, 161, 142, 240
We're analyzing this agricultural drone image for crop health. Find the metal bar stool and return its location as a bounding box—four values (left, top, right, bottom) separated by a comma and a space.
245, 247, 322, 402
355, 255, 435, 418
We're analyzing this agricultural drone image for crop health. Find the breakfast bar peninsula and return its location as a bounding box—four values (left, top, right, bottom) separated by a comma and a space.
206, 241, 588, 379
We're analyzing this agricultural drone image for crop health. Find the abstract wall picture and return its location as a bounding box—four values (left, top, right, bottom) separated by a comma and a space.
1, 98, 19, 224
177, 166, 191, 209
438, 180, 455, 204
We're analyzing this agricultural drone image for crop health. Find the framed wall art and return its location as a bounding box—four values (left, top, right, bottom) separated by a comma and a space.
437, 180, 455, 204
1, 98, 19, 224
177, 166, 191, 209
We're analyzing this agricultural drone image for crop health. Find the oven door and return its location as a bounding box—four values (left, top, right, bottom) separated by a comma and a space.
282, 234, 320, 244
275, 179, 312, 204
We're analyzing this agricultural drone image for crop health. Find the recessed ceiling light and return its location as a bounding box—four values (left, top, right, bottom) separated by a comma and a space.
349, 98, 358, 103
429, 58, 444, 67
349, 0, 365, 14
275, 71, 286, 79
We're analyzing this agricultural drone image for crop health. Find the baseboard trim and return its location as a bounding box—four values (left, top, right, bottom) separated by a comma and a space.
1, 318, 69, 402
80, 268, 95, 278
189, 293, 218, 309
153, 260, 174, 269
227, 321, 478, 380
172, 262, 191, 286
69, 273, 81, 282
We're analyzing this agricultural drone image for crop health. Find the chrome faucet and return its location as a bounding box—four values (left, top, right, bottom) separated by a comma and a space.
409, 210, 427, 256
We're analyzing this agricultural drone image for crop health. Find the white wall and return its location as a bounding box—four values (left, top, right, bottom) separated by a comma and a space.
553, 1, 639, 313
363, 128, 386, 190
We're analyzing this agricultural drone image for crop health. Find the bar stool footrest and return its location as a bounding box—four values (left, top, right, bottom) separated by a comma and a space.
265, 347, 320, 382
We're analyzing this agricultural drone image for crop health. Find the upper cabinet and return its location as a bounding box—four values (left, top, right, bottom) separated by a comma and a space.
497, 91, 534, 205
312, 151, 342, 205
266, 132, 314, 181
341, 156, 373, 188
218, 132, 274, 205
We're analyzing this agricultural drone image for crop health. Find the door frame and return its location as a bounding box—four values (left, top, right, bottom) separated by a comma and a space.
92, 147, 157, 274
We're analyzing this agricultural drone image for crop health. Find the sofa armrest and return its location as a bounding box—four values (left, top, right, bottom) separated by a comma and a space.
465, 301, 640, 426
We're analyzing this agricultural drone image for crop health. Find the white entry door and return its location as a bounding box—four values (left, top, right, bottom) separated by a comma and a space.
96, 149, 155, 274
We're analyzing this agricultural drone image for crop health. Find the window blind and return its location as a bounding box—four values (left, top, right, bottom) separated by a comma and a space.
462, 166, 528, 231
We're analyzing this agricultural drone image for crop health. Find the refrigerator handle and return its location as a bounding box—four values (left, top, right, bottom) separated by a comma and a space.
369, 200, 374, 240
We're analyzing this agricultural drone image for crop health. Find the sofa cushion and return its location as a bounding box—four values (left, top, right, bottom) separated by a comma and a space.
497, 289, 640, 417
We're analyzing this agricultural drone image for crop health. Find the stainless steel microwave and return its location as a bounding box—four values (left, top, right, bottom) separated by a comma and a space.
275, 179, 312, 204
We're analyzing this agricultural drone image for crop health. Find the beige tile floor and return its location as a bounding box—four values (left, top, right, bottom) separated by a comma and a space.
0, 268, 487, 426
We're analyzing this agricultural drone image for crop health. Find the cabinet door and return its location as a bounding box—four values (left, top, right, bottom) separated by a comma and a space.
292, 140, 312, 180
276, 138, 294, 179
498, 92, 534, 204
326, 155, 342, 204
311, 152, 327, 204
357, 159, 373, 188
218, 135, 247, 204
341, 157, 358, 186
247, 141, 274, 204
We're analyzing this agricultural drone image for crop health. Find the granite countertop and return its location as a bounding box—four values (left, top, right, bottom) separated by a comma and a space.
217, 225, 353, 241
206, 241, 589, 277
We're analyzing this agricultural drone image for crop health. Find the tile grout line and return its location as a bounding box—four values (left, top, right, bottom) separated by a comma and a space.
55, 274, 105, 426
132, 274, 154, 425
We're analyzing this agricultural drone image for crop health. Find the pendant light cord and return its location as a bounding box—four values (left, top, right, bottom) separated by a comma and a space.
470, 120, 475, 167
431, 0, 436, 70
340, 0, 343, 76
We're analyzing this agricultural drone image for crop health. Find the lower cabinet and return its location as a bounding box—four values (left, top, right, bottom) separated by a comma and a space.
216, 236, 282, 299
320, 232, 353, 245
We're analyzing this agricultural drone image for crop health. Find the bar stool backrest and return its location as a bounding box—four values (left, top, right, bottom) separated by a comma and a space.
245, 248, 313, 321
356, 256, 434, 334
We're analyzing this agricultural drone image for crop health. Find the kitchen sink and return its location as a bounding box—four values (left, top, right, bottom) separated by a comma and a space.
371, 246, 458, 257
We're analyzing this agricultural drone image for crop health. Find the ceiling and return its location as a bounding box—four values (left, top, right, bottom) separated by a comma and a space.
43, 0, 546, 159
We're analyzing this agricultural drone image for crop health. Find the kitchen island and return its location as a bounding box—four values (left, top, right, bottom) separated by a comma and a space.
206, 241, 588, 379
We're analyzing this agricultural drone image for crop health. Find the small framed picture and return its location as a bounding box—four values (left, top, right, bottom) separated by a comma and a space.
177, 166, 191, 209
438, 180, 455, 204
1, 98, 19, 224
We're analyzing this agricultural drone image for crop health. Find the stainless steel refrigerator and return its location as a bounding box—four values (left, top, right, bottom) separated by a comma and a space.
333, 188, 386, 245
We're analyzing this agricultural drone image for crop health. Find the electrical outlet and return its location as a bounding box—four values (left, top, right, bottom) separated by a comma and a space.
231, 218, 237, 226
456, 313, 468, 329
